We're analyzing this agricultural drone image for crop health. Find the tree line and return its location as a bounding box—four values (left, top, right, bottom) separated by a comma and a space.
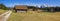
1, 3, 60, 12
0, 3, 8, 10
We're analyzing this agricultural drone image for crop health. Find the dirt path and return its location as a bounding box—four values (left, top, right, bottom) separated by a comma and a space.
0, 10, 12, 21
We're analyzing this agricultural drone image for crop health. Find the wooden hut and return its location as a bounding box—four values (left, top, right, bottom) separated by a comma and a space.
14, 5, 28, 12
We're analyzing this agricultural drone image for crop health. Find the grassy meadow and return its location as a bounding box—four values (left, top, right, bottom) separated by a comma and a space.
0, 9, 8, 15
7, 10, 60, 21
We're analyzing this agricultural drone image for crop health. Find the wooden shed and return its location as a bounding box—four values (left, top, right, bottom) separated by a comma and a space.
14, 5, 28, 12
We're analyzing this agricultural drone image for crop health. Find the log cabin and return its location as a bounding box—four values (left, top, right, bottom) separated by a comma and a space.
14, 5, 28, 12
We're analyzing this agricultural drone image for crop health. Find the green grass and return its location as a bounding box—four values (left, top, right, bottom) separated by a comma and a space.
7, 11, 60, 21
0, 9, 8, 15
7, 12, 25, 21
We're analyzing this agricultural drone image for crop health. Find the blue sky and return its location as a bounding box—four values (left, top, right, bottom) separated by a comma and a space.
0, 0, 60, 7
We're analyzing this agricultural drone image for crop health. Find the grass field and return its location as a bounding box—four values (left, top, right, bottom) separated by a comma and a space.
0, 9, 8, 15
7, 11, 60, 21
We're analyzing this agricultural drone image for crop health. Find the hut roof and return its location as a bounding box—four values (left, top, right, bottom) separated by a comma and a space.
15, 5, 28, 10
